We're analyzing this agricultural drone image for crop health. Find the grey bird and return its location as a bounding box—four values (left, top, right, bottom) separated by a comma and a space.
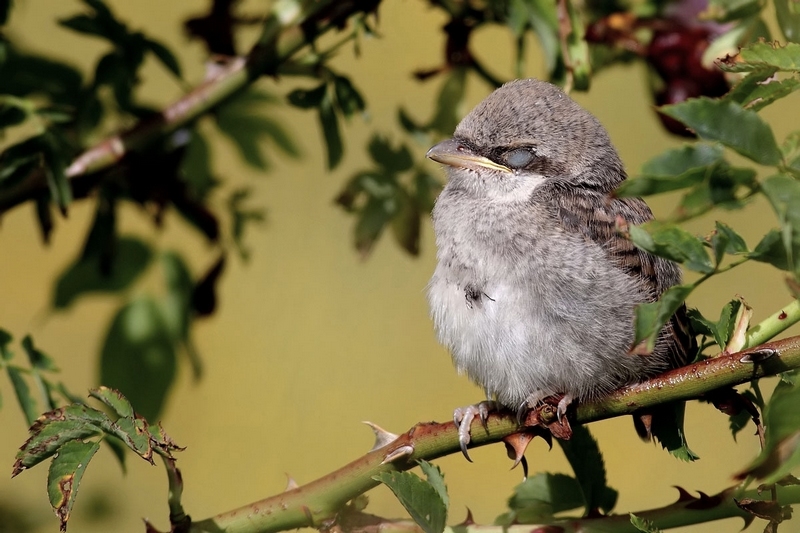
426, 78, 692, 457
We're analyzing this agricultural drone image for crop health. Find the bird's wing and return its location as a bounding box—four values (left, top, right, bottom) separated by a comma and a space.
553, 190, 695, 368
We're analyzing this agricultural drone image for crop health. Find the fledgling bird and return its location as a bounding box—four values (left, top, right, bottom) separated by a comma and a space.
426, 78, 692, 455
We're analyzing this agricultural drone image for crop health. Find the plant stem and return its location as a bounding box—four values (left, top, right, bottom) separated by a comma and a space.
745, 299, 800, 349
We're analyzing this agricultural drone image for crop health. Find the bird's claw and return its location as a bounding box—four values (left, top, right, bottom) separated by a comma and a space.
453, 401, 497, 462
556, 394, 573, 424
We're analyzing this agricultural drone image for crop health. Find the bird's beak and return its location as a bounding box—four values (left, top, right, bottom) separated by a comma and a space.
426, 138, 512, 174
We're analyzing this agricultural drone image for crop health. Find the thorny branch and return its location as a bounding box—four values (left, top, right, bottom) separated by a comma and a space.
185, 335, 800, 533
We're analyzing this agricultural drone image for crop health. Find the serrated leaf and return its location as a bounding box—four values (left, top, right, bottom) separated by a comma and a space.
660, 98, 782, 165
375, 471, 447, 533
7, 366, 38, 425
629, 223, 714, 273
144, 38, 181, 78
713, 299, 743, 349
557, 425, 617, 515
14, 404, 109, 474
99, 297, 176, 422
740, 78, 800, 112
740, 381, 800, 481
418, 461, 449, 509
718, 41, 800, 73
761, 174, 800, 275
54, 237, 153, 309
630, 513, 662, 533
710, 221, 748, 265
89, 386, 133, 419
650, 402, 699, 461
634, 284, 694, 352
506, 473, 585, 523
749, 229, 791, 270
47, 440, 100, 531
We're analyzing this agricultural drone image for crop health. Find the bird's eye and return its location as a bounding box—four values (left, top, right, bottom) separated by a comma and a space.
505, 148, 535, 169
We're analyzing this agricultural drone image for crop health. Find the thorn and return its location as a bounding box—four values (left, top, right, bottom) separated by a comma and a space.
503, 432, 535, 470
382, 444, 414, 464
457, 508, 475, 526
673, 486, 695, 503
740, 348, 777, 363
363, 421, 399, 451
284, 474, 299, 491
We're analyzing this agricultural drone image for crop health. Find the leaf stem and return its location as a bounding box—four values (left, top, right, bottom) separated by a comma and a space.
745, 298, 800, 349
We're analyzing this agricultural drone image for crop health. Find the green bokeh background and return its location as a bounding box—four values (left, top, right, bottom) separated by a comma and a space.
0, 1, 798, 532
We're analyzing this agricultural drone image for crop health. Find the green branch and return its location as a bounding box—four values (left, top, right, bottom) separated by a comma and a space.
189, 335, 800, 533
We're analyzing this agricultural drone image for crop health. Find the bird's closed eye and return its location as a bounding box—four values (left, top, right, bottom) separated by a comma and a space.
504, 148, 535, 169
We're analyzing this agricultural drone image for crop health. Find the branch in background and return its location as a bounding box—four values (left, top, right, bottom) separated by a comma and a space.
0, 0, 381, 214
188, 334, 800, 533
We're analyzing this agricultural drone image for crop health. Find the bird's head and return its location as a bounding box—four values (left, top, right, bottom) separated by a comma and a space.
426, 78, 625, 198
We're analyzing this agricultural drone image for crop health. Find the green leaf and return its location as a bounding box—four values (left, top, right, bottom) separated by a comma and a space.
430, 68, 467, 136
375, 471, 447, 533
710, 221, 748, 265
228, 188, 265, 261
650, 402, 699, 461
660, 98, 782, 166
99, 297, 177, 422
557, 425, 618, 514
705, 0, 763, 22
47, 440, 100, 531
42, 130, 72, 211
355, 196, 394, 256
629, 223, 714, 273
737, 78, 800, 112
0, 98, 28, 128
391, 187, 421, 256
333, 75, 365, 117
630, 513, 663, 533
620, 144, 725, 197
59, 14, 107, 38
0, 328, 12, 361
634, 284, 695, 352
740, 380, 800, 481
749, 229, 791, 270
216, 90, 299, 170
286, 83, 326, 109
761, 174, 800, 275
7, 366, 38, 425
509, 0, 560, 75
180, 129, 218, 201
368, 135, 413, 172
89, 386, 133, 419
21, 335, 57, 371
718, 41, 800, 73
0, 0, 12, 25
418, 461, 449, 509
775, 0, 800, 42
158, 252, 193, 342
319, 90, 343, 169
144, 38, 181, 78
54, 237, 153, 309
13, 404, 109, 473
506, 473, 585, 523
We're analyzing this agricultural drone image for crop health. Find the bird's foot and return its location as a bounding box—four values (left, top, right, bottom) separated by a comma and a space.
453, 401, 498, 462
556, 394, 574, 423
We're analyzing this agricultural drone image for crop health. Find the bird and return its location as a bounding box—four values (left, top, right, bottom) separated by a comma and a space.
425, 78, 693, 457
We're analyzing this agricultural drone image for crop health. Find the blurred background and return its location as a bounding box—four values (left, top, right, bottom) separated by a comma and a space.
0, 1, 798, 532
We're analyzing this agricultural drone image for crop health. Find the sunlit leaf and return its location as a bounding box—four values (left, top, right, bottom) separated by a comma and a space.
505, 473, 584, 523
630, 513, 663, 533
47, 440, 100, 531
418, 461, 449, 509
717, 41, 800, 73
710, 221, 748, 265
99, 297, 176, 422
634, 284, 694, 352
374, 471, 447, 533
749, 229, 791, 271
660, 98, 782, 165
629, 222, 714, 273
89, 386, 133, 419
